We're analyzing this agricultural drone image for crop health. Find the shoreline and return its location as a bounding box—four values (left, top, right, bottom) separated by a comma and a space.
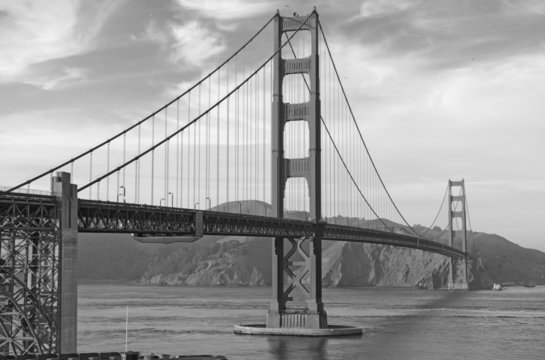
78, 281, 544, 290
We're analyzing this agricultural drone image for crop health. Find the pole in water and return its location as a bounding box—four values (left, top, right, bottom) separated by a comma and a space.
125, 305, 129, 352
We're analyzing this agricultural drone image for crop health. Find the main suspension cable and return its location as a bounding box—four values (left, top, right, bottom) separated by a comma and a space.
318, 21, 421, 237
7, 13, 277, 193
285, 37, 391, 230
79, 12, 315, 193
421, 182, 449, 237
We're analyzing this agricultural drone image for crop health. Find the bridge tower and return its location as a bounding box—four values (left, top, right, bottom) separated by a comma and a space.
268, 9, 327, 329
447, 179, 469, 290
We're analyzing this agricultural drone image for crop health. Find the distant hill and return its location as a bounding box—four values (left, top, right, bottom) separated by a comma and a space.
78, 201, 545, 289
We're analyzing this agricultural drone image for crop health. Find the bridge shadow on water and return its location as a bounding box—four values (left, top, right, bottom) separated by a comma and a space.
358, 290, 471, 359
266, 290, 470, 360
267, 336, 329, 360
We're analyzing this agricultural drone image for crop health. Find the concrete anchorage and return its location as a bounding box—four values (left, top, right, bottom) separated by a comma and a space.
51, 172, 78, 352
235, 9, 361, 336
447, 179, 469, 290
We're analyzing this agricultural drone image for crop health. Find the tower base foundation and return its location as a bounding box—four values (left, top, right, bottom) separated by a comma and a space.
234, 324, 362, 337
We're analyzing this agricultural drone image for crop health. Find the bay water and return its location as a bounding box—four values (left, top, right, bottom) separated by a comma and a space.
78, 285, 545, 359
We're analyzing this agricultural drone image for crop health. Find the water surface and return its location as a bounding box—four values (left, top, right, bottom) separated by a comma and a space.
78, 285, 545, 359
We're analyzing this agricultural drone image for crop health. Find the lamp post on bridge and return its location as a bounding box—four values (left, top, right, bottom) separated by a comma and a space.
117, 185, 125, 203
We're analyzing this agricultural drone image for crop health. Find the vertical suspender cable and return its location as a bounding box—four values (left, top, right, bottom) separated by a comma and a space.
136, 125, 141, 203
216, 69, 220, 209
123, 133, 126, 198
164, 108, 169, 205
244, 67, 248, 203
181, 101, 185, 208
327, 44, 332, 220
116, 170, 120, 202
186, 93, 190, 209
176, 100, 180, 207
235, 63, 240, 201
194, 89, 198, 207
207, 76, 211, 207
226, 64, 230, 206
269, 60, 273, 207
262, 62, 266, 207
187, 93, 191, 208
151, 115, 155, 205
89, 151, 93, 199
198, 85, 201, 207
107, 143, 110, 201
255, 69, 259, 204
334, 70, 338, 220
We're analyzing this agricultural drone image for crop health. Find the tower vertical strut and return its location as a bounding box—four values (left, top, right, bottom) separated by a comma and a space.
268, 10, 327, 329
447, 179, 469, 290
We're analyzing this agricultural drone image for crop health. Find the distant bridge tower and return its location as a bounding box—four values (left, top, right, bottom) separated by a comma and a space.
448, 179, 469, 290
268, 10, 327, 328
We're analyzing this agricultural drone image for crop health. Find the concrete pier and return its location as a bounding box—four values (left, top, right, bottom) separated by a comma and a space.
234, 324, 362, 337
52, 172, 78, 353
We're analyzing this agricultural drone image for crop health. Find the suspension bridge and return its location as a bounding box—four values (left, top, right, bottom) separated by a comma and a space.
0, 9, 471, 355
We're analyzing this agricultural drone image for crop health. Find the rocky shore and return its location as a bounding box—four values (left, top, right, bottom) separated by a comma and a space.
78, 203, 545, 290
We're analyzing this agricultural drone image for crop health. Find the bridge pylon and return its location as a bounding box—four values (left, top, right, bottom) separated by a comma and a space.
268, 9, 327, 329
51, 172, 78, 352
447, 179, 469, 290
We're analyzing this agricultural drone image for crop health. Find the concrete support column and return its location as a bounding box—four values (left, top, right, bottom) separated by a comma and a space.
51, 172, 78, 353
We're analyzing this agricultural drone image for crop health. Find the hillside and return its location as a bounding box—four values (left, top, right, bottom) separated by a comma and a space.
78, 201, 545, 289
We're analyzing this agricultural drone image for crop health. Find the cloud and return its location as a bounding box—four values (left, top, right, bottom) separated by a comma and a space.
143, 20, 225, 68
503, 0, 545, 15
176, 0, 273, 20
24, 67, 88, 90
359, 0, 420, 18
142, 21, 169, 45
0, 0, 122, 82
170, 21, 225, 67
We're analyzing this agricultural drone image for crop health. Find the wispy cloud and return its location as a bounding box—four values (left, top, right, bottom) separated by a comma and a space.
170, 21, 225, 66
503, 0, 545, 15
24, 67, 88, 90
176, 0, 273, 20
358, 0, 420, 19
143, 19, 225, 68
0, 0, 122, 82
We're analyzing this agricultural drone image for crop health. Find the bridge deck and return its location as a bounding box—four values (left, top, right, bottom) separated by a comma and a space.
0, 193, 466, 258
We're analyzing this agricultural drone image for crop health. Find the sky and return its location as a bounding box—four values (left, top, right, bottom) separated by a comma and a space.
0, 0, 544, 251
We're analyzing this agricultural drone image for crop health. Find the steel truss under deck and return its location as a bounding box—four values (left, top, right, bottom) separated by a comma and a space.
0, 194, 58, 355
77, 199, 465, 258
0, 192, 466, 354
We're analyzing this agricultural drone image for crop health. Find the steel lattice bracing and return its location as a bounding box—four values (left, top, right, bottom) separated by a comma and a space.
0, 194, 58, 355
